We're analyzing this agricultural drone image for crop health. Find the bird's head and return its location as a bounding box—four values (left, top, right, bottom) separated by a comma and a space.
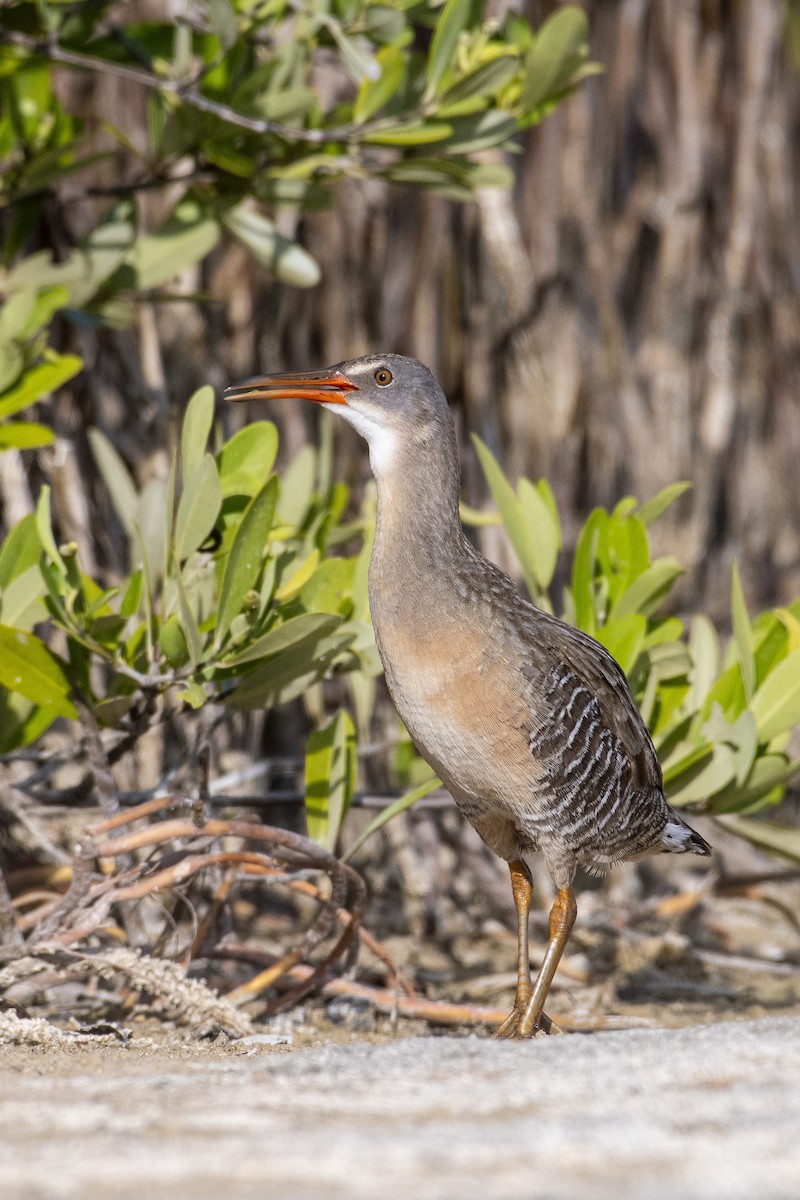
225, 353, 452, 476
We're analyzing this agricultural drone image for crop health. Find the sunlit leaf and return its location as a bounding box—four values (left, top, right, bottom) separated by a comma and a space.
730, 560, 755, 702
215, 477, 278, 648
0, 564, 48, 630
0, 354, 83, 419
225, 629, 351, 710
222, 612, 342, 668
174, 454, 222, 561
521, 5, 590, 113
0, 625, 76, 717
221, 203, 320, 288
126, 198, 219, 291
173, 557, 204, 670
613, 559, 683, 618
304, 709, 357, 851
364, 122, 453, 146
217, 422, 278, 497
274, 549, 321, 601
426, 0, 472, 97
354, 44, 406, 123
0, 690, 56, 753
716, 813, 800, 863
35, 485, 65, 575
596, 613, 646, 676
0, 422, 54, 450
181, 385, 215, 482
750, 649, 800, 742
637, 482, 691, 528
277, 445, 316, 528
472, 435, 540, 602
0, 514, 41, 589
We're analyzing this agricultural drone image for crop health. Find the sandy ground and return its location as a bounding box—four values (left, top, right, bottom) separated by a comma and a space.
1, 1014, 799, 1200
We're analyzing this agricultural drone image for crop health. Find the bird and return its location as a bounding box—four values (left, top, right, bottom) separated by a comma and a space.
225, 353, 711, 1038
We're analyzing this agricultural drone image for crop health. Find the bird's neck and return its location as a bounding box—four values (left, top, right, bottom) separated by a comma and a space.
369, 426, 469, 593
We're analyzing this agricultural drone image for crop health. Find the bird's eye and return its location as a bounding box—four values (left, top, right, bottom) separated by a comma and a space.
374, 368, 393, 386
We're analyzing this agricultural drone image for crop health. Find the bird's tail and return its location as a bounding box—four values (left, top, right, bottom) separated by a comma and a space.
659, 815, 712, 857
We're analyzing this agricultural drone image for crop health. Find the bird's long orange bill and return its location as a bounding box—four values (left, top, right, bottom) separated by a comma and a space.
224, 368, 358, 405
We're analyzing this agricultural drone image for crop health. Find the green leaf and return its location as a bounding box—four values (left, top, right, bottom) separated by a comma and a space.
298, 556, 355, 615
661, 741, 713, 786
221, 203, 320, 288
135, 476, 170, 582
0, 354, 83, 420
570, 508, 606, 635
174, 454, 222, 561
0, 564, 48, 630
472, 435, 540, 601
343, 776, 441, 862
439, 53, 520, 106
0, 625, 76, 717
179, 680, 208, 709
69, 215, 136, 308
517, 477, 560, 591
637, 482, 691, 528
364, 122, 453, 145
160, 612, 190, 668
120, 569, 143, 618
521, 5, 589, 113
208, 0, 238, 49
730, 560, 755, 702
126, 198, 220, 290
426, 0, 472, 97
596, 613, 646, 676
354, 44, 406, 123
749, 649, 800, 742
0, 689, 55, 752
274, 549, 321, 602
716, 814, 800, 864
440, 111, 519, 155
221, 612, 342, 668
0, 422, 54, 450
687, 614, 719, 709
326, 23, 381, 86
215, 477, 278, 649
612, 559, 683, 618
35, 485, 65, 575
277, 445, 316, 528
304, 709, 357, 851
217, 422, 278, 497
181, 385, 215, 482
87, 427, 138, 538
225, 629, 351, 710
0, 514, 41, 589
665, 741, 737, 806
173, 556, 204, 670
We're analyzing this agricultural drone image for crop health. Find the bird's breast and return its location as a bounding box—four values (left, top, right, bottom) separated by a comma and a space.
371, 604, 543, 812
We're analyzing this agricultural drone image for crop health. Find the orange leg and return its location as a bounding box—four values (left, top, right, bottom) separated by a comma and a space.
517, 886, 577, 1038
495, 860, 560, 1039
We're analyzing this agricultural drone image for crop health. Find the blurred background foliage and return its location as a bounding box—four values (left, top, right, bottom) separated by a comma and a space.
0, 0, 799, 903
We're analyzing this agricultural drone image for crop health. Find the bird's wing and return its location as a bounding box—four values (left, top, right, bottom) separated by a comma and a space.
523, 608, 663, 793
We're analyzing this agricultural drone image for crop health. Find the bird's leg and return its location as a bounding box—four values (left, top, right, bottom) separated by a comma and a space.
495, 860, 559, 1039
516, 886, 577, 1039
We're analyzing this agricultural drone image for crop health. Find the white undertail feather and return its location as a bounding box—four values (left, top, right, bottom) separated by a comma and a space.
659, 818, 710, 855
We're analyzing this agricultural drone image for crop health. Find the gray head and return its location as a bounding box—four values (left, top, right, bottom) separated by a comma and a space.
225, 353, 455, 478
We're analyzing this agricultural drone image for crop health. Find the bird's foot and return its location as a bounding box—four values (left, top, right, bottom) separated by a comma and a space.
494, 1005, 563, 1040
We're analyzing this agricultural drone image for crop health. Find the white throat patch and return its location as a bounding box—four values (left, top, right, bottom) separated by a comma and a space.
323, 402, 398, 476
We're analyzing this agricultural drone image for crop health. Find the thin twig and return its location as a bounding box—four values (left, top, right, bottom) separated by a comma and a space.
3, 31, 358, 145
